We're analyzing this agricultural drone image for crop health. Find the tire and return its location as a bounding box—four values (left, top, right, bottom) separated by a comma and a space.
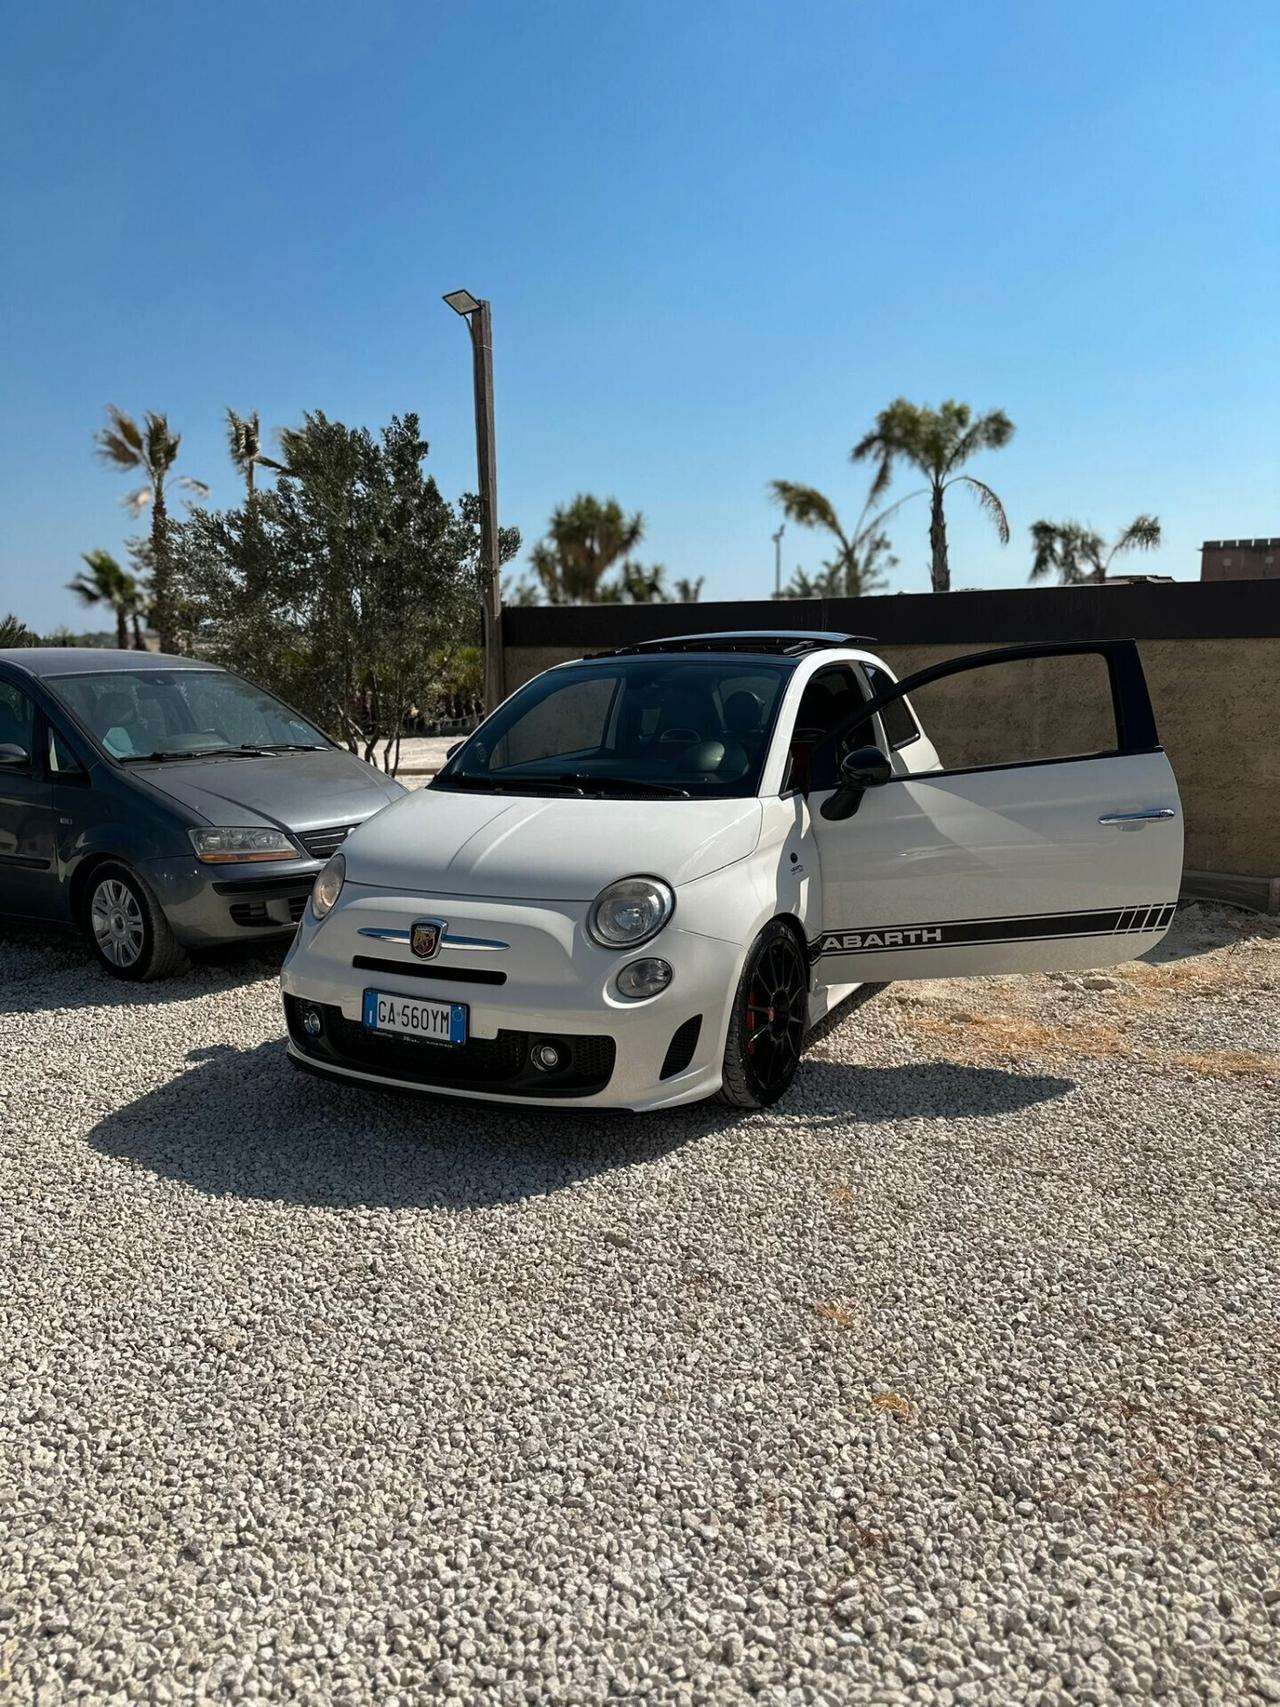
717, 920, 809, 1109
83, 862, 189, 981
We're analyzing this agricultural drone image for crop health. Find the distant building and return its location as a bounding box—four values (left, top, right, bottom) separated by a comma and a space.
1201, 538, 1280, 581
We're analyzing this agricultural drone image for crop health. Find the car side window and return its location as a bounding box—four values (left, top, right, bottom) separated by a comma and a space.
892, 652, 1119, 775
862, 664, 921, 750
0, 678, 37, 764
787, 666, 869, 791
47, 722, 89, 780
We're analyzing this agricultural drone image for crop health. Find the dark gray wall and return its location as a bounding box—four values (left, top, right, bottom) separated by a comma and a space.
502, 583, 1280, 900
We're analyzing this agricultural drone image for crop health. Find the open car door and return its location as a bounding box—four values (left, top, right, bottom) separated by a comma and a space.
809, 641, 1183, 984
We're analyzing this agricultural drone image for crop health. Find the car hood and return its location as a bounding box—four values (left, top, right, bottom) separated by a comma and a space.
135, 748, 405, 832
342, 787, 764, 901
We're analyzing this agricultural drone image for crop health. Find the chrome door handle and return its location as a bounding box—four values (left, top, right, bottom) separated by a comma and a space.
1098, 808, 1177, 825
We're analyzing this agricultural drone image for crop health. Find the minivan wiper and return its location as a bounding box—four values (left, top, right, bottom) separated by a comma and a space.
123, 747, 271, 761
249, 742, 328, 753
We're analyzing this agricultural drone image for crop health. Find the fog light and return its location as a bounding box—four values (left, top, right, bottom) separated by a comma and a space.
531, 1040, 564, 1072
615, 957, 673, 1001
302, 1006, 323, 1038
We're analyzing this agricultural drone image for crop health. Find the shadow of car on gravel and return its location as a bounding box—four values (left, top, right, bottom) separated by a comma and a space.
84, 1040, 1074, 1211
0, 922, 288, 1015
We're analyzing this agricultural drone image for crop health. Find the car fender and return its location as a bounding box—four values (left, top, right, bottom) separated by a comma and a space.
672, 795, 812, 950
62, 799, 197, 920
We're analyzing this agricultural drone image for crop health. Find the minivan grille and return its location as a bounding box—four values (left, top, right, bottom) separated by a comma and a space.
299, 824, 353, 860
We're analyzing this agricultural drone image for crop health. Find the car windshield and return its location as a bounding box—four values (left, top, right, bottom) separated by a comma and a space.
434, 656, 794, 799
49, 668, 329, 761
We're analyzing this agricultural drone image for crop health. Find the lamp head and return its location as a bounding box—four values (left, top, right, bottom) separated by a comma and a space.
442, 288, 482, 316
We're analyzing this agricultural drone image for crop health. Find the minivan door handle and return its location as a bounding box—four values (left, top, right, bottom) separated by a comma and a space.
1098, 808, 1177, 825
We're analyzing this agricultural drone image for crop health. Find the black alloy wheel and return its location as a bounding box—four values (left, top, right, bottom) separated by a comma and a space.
718, 920, 810, 1108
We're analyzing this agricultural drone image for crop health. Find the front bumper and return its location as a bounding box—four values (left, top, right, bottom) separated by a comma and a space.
142, 856, 322, 948
280, 883, 745, 1111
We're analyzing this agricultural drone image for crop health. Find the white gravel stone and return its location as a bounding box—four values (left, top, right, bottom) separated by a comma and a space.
1, 903, 1277, 1705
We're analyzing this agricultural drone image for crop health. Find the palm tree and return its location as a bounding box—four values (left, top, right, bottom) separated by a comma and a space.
769, 478, 901, 598
1029, 515, 1162, 584
226, 408, 289, 496
0, 613, 38, 648
67, 550, 145, 649
94, 407, 207, 652
527, 495, 645, 604
851, 399, 1015, 593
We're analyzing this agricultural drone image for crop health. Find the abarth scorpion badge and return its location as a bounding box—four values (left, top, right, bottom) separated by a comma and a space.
410, 919, 446, 960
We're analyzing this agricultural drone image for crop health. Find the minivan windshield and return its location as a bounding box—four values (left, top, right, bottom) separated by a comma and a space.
434, 656, 794, 800
49, 668, 329, 761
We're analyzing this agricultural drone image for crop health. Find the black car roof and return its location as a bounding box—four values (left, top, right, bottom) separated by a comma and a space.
0, 648, 223, 679
589, 630, 877, 659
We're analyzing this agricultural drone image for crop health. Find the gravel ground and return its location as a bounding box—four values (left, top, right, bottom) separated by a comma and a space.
373, 736, 455, 779
2, 903, 1278, 1706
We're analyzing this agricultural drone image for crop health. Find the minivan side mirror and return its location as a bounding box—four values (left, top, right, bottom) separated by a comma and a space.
446, 740, 465, 760
0, 743, 30, 769
820, 745, 893, 821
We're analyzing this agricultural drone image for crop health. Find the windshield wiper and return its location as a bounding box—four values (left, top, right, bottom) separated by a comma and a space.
122, 746, 267, 762
249, 742, 328, 752
433, 773, 586, 796
552, 774, 692, 798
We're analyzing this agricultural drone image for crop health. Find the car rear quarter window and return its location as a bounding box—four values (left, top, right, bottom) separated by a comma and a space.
862, 665, 921, 750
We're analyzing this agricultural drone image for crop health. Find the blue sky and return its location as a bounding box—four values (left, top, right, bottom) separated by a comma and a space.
1, 0, 1276, 631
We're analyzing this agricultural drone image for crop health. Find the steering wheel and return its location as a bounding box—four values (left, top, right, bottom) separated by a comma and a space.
657, 727, 700, 748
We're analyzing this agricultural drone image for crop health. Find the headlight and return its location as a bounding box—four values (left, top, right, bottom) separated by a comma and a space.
587, 876, 674, 949
310, 853, 345, 920
189, 827, 298, 863
615, 958, 673, 1000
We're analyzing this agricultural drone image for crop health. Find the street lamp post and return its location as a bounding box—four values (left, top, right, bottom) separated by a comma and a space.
772, 524, 785, 598
443, 288, 505, 712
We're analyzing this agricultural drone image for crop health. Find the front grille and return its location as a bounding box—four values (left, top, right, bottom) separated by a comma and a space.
299, 824, 353, 860
229, 893, 310, 928
352, 954, 506, 987
213, 873, 313, 895
230, 900, 276, 928
285, 997, 615, 1098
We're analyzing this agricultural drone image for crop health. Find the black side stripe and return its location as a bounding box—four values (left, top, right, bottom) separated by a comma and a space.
811, 902, 1178, 957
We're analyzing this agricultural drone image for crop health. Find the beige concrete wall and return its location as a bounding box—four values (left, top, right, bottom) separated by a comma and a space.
504, 638, 1280, 880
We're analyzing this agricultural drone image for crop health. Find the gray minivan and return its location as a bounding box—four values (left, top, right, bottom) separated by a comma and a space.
0, 648, 404, 979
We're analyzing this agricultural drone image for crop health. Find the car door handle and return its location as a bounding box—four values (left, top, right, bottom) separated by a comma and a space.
1098, 808, 1177, 825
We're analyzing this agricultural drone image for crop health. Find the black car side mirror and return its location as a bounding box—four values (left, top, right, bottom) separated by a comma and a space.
820, 745, 893, 821
0, 743, 30, 769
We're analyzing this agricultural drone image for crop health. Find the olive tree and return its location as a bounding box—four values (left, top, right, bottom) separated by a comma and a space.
175, 411, 518, 766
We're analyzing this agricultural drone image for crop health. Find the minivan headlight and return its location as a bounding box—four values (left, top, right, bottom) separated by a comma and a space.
587, 876, 674, 949
310, 853, 346, 920
189, 827, 297, 863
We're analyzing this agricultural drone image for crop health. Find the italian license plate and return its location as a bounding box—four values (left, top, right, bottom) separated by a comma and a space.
362, 989, 468, 1046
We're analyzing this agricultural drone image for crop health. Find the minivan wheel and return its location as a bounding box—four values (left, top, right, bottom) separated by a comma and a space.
717, 920, 809, 1109
84, 863, 188, 981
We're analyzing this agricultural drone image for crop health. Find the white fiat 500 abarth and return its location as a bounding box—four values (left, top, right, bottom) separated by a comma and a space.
282, 631, 1183, 1111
